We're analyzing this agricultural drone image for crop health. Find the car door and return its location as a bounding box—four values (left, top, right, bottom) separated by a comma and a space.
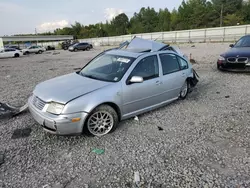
4, 49, 14, 57
159, 53, 187, 100
0, 49, 5, 58
122, 55, 163, 117
77, 43, 83, 50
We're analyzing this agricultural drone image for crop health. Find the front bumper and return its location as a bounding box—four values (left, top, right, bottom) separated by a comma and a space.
217, 60, 250, 72
28, 97, 88, 135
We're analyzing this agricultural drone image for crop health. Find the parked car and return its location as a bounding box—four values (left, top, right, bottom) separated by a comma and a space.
28, 38, 198, 136
68, 42, 93, 52
62, 40, 79, 50
22, 46, 46, 55
46, 45, 55, 51
4, 45, 22, 50
0, 48, 22, 58
217, 35, 250, 71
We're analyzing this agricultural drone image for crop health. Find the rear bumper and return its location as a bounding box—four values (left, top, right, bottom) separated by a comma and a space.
28, 97, 88, 135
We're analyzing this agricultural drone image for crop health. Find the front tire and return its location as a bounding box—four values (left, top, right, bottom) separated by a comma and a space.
14, 53, 20, 58
86, 47, 90, 51
38, 50, 43, 54
179, 80, 189, 100
84, 105, 118, 136
74, 48, 78, 52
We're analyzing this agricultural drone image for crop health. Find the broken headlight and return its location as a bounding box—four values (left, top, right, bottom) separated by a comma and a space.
46, 102, 64, 115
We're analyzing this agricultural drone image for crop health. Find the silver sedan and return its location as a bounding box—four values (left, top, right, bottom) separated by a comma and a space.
28, 42, 196, 136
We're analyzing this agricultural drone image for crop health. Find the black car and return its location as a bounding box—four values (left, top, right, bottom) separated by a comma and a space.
46, 45, 55, 51
68, 42, 93, 52
217, 35, 250, 71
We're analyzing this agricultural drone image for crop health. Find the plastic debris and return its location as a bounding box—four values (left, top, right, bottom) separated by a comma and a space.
0, 102, 28, 119
158, 126, 164, 131
0, 151, 4, 166
134, 116, 139, 121
92, 149, 105, 155
225, 95, 230, 98
134, 171, 140, 185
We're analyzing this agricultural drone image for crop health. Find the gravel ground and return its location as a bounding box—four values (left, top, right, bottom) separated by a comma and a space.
0, 44, 250, 188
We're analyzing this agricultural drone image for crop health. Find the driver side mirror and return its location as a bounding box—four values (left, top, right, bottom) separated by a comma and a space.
129, 76, 144, 84
229, 44, 234, 48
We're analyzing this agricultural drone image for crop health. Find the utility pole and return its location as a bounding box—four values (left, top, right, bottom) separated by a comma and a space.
35, 28, 38, 45
220, 4, 223, 27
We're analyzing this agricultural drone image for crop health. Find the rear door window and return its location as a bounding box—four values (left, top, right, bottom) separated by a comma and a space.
159, 54, 180, 75
177, 56, 188, 70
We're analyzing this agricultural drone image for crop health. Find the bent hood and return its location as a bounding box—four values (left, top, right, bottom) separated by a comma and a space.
33, 73, 112, 104
222, 47, 250, 57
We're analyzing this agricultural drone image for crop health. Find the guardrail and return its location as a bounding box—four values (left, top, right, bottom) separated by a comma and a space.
80, 25, 250, 45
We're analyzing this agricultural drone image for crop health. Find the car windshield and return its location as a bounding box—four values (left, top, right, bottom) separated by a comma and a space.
234, 36, 250, 47
73, 43, 79, 46
80, 53, 135, 82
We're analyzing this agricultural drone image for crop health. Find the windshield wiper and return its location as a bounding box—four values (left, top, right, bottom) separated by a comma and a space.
80, 72, 115, 82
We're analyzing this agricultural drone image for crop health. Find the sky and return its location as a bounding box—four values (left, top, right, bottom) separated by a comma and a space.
0, 0, 183, 36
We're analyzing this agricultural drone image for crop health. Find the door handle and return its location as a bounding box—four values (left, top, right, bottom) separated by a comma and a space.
156, 81, 162, 85
182, 73, 186, 77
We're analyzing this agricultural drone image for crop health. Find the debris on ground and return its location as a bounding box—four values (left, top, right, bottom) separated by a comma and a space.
134, 116, 139, 121
216, 92, 220, 94
92, 149, 105, 155
73, 68, 82, 70
191, 45, 196, 47
225, 95, 230, 98
189, 53, 197, 64
0, 103, 28, 119
158, 126, 164, 131
134, 171, 140, 186
52, 52, 60, 55
0, 151, 4, 166
11, 128, 32, 139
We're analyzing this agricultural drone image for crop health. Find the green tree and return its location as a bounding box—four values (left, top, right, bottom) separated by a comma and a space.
224, 13, 243, 26
111, 13, 129, 35
157, 8, 171, 31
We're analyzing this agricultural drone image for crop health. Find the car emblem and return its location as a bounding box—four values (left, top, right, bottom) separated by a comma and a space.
237, 55, 239, 58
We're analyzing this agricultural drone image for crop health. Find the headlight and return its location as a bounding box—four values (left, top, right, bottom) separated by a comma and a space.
218, 56, 225, 61
46, 102, 65, 115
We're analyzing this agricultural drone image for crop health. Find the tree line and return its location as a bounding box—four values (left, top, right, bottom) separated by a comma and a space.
43, 0, 250, 39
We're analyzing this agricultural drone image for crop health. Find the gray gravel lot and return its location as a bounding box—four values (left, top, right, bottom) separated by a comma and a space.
0, 44, 250, 187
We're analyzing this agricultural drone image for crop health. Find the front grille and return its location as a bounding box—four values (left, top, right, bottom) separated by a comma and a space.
32, 95, 46, 110
227, 57, 248, 63
238, 57, 248, 63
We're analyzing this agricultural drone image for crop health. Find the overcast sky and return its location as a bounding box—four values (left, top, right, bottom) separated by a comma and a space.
0, 0, 183, 36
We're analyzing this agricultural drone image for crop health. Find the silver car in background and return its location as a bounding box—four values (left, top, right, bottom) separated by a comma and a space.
28, 38, 198, 136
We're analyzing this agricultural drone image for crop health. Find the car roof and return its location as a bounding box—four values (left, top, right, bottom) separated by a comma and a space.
106, 49, 178, 58
5, 48, 16, 50
106, 49, 143, 58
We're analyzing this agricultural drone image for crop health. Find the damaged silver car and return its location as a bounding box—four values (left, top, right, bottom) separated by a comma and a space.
28, 38, 198, 136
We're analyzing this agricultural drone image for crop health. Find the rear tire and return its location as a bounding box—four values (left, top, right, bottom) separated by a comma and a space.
38, 50, 42, 54
84, 105, 118, 136
14, 53, 20, 58
179, 80, 189, 100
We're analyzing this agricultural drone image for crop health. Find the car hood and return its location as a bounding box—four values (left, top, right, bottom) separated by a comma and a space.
222, 47, 250, 57
33, 73, 112, 104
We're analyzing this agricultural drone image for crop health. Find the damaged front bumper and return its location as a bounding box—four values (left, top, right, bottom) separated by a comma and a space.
28, 97, 88, 135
